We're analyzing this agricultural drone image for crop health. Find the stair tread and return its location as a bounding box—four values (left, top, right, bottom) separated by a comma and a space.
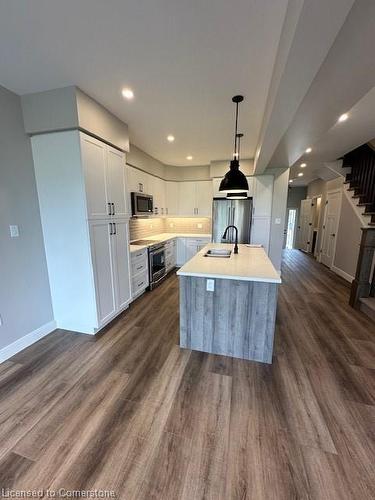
360, 297, 375, 309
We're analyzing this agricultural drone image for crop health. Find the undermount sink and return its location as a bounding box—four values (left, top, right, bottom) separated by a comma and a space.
204, 249, 232, 258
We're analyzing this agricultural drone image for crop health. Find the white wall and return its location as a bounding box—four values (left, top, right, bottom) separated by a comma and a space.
269, 169, 290, 271
0, 85, 54, 351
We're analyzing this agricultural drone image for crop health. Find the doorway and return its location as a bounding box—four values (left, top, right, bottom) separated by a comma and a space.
286, 209, 297, 249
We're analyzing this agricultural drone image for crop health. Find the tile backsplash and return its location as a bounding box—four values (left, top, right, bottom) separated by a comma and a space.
129, 217, 212, 241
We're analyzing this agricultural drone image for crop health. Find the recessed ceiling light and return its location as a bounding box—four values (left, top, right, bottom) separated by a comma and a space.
338, 113, 348, 123
298, 172, 304, 177
167, 135, 175, 142
121, 88, 134, 100
300, 163, 306, 168
186, 155, 193, 160
289, 179, 293, 183
305, 147, 312, 153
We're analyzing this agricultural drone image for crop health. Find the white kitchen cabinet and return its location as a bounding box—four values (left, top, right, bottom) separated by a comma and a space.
152, 176, 166, 215
196, 181, 213, 216
31, 130, 132, 335
177, 237, 211, 265
178, 182, 196, 216
176, 181, 213, 216
253, 175, 273, 217
130, 247, 149, 299
165, 181, 179, 216
112, 220, 132, 309
89, 221, 117, 325
251, 216, 271, 253
165, 238, 177, 271
81, 134, 128, 219
127, 165, 150, 194
90, 220, 131, 325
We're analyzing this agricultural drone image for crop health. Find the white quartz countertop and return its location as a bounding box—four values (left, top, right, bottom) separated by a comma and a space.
176, 243, 281, 283
129, 233, 211, 252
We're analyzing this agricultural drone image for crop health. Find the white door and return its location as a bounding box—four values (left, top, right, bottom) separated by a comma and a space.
89, 221, 116, 326
196, 181, 213, 216
320, 191, 341, 268
185, 239, 198, 261
176, 238, 186, 265
152, 177, 166, 215
107, 146, 128, 218
165, 181, 179, 215
112, 220, 132, 310
299, 199, 314, 252
178, 182, 196, 215
81, 134, 110, 219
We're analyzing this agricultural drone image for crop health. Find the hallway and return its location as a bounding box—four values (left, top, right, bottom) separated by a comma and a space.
0, 250, 374, 499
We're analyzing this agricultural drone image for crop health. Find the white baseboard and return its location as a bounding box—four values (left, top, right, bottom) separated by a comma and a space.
331, 265, 354, 283
0, 320, 57, 364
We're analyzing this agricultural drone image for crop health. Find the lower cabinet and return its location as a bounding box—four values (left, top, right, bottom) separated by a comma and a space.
177, 237, 211, 266
165, 238, 177, 271
130, 248, 149, 299
251, 216, 271, 253
89, 219, 132, 327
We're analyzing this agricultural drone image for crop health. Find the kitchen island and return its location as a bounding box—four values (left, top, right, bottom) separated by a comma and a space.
177, 243, 281, 364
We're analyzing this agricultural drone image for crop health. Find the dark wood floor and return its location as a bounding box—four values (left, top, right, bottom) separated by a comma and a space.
0, 250, 374, 499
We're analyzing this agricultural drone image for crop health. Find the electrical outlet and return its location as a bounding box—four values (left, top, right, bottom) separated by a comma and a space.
206, 279, 215, 292
9, 225, 19, 238
169, 223, 174, 228
197, 223, 203, 229
275, 218, 281, 225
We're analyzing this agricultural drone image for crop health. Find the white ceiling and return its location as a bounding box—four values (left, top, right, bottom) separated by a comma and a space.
0, 0, 289, 166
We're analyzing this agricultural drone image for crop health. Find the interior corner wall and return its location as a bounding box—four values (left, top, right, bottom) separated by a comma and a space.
0, 85, 54, 351
269, 169, 290, 272
126, 144, 166, 178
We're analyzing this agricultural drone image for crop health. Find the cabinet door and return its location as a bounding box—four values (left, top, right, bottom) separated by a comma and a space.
152, 177, 166, 216
253, 176, 273, 217
185, 239, 198, 261
251, 216, 271, 253
178, 182, 196, 216
127, 166, 149, 194
107, 146, 128, 218
81, 134, 110, 219
112, 220, 132, 310
176, 238, 186, 266
165, 181, 179, 215
196, 181, 213, 216
212, 178, 226, 198
89, 221, 116, 325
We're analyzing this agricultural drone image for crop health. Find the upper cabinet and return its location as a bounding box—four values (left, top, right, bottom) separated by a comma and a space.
179, 180, 213, 216
165, 181, 179, 216
126, 166, 150, 195
81, 133, 128, 219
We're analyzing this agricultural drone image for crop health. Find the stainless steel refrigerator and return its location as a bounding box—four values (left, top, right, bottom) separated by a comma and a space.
212, 197, 253, 243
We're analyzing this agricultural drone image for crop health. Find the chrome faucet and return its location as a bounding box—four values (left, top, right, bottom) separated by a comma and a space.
222, 225, 239, 254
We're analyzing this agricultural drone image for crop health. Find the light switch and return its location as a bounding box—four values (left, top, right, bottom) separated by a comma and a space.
275, 218, 281, 225
197, 223, 203, 229
206, 279, 215, 292
9, 225, 19, 238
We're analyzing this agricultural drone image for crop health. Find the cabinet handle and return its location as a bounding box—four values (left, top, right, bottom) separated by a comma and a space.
112, 202, 115, 216
109, 223, 113, 235
113, 222, 117, 235
138, 281, 144, 287
108, 203, 112, 216
136, 265, 143, 270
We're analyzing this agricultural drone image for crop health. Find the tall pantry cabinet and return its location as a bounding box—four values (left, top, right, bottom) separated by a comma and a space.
32, 130, 132, 334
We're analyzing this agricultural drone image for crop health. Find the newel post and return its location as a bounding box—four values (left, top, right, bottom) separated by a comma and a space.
349, 228, 375, 308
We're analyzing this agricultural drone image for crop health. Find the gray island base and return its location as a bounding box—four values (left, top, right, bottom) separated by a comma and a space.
177, 244, 281, 364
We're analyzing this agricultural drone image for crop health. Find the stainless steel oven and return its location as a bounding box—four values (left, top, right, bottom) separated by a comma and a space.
148, 242, 167, 289
131, 192, 153, 216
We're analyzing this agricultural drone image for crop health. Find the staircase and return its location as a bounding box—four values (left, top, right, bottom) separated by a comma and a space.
345, 144, 375, 319
342, 144, 375, 226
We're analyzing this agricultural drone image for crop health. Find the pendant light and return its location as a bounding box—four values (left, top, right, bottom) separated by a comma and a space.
219, 95, 249, 193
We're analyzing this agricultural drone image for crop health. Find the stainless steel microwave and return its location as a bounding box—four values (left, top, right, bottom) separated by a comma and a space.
131, 192, 153, 216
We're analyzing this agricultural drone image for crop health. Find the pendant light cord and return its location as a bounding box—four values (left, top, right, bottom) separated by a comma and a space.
233, 101, 239, 158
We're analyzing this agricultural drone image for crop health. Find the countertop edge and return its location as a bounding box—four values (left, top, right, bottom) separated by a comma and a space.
176, 270, 281, 284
